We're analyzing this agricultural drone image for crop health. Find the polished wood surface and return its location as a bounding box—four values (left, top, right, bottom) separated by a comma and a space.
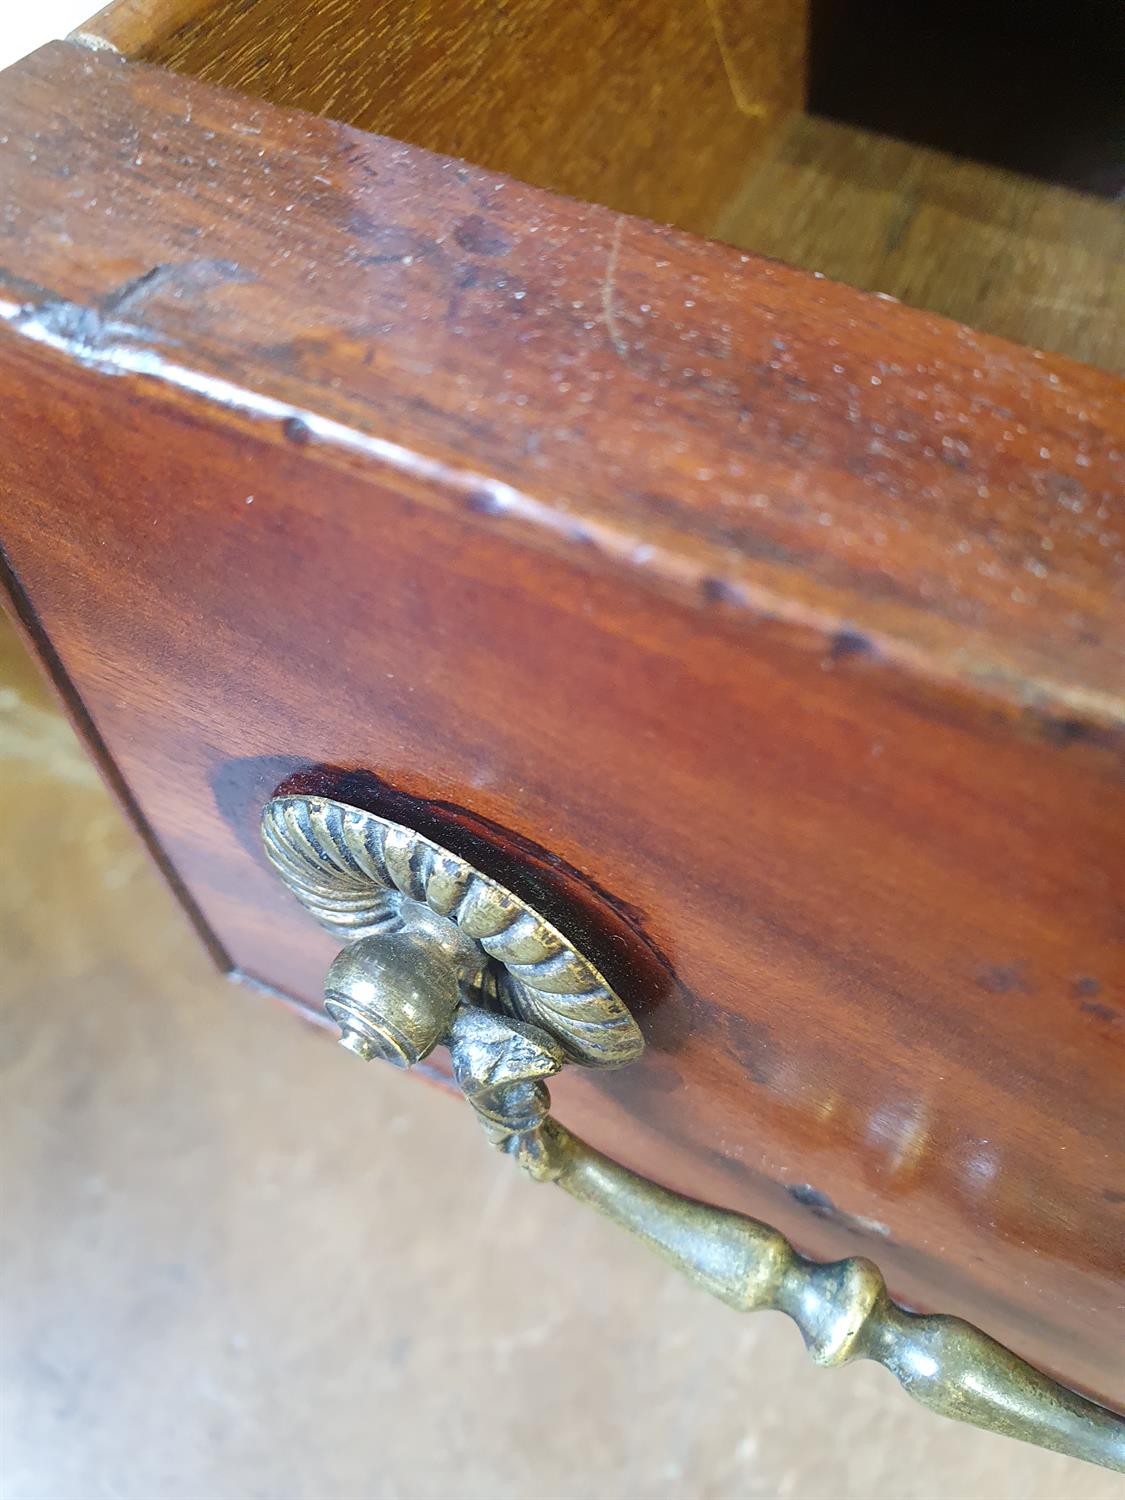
96, 0, 807, 237
0, 43, 1123, 1405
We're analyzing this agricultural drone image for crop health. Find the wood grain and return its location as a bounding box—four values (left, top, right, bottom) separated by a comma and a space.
117, 0, 807, 238
716, 113, 1125, 373
87, 0, 1125, 369
0, 44, 1123, 1405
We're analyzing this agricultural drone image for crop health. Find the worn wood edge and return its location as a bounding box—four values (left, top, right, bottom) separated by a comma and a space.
2, 43, 1122, 1404
0, 540, 236, 980
1, 41, 1122, 741
3, 294, 1120, 746
72, 0, 225, 56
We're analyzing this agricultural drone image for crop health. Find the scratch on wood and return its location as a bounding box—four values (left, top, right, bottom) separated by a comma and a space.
7, 260, 254, 355
601, 220, 628, 360
4, 281, 1123, 734
705, 0, 768, 118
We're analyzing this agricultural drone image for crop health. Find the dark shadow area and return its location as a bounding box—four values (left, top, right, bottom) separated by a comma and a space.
810, 0, 1125, 197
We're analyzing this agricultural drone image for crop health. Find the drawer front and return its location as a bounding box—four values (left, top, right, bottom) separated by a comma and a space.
1, 42, 1123, 1406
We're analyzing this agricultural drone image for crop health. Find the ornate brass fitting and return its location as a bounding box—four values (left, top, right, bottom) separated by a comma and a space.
262, 794, 1125, 1473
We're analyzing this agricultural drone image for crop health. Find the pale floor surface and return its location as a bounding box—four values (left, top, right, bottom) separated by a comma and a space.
0, 5, 103, 71
1, 615, 1120, 1500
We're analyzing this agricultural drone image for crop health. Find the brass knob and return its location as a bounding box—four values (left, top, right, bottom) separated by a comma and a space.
324, 913, 480, 1066
263, 794, 1125, 1473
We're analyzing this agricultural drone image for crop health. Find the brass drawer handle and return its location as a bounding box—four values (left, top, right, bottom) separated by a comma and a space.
263, 795, 1125, 1472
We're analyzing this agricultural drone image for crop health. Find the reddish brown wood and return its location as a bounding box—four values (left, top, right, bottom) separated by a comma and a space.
0, 44, 1122, 1405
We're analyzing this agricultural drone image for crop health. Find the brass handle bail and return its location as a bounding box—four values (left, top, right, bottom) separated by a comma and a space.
263, 794, 1125, 1473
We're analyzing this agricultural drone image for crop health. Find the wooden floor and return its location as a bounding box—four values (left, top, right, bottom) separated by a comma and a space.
2, 618, 1122, 1498
714, 113, 1125, 373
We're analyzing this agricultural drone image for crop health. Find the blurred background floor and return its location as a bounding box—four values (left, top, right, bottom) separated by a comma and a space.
1, 613, 1121, 1500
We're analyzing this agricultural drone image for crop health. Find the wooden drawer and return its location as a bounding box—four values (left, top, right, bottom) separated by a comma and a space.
1, 0, 1122, 1441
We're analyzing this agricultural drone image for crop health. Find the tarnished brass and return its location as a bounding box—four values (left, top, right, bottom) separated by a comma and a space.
261, 795, 643, 1068
263, 795, 1125, 1472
